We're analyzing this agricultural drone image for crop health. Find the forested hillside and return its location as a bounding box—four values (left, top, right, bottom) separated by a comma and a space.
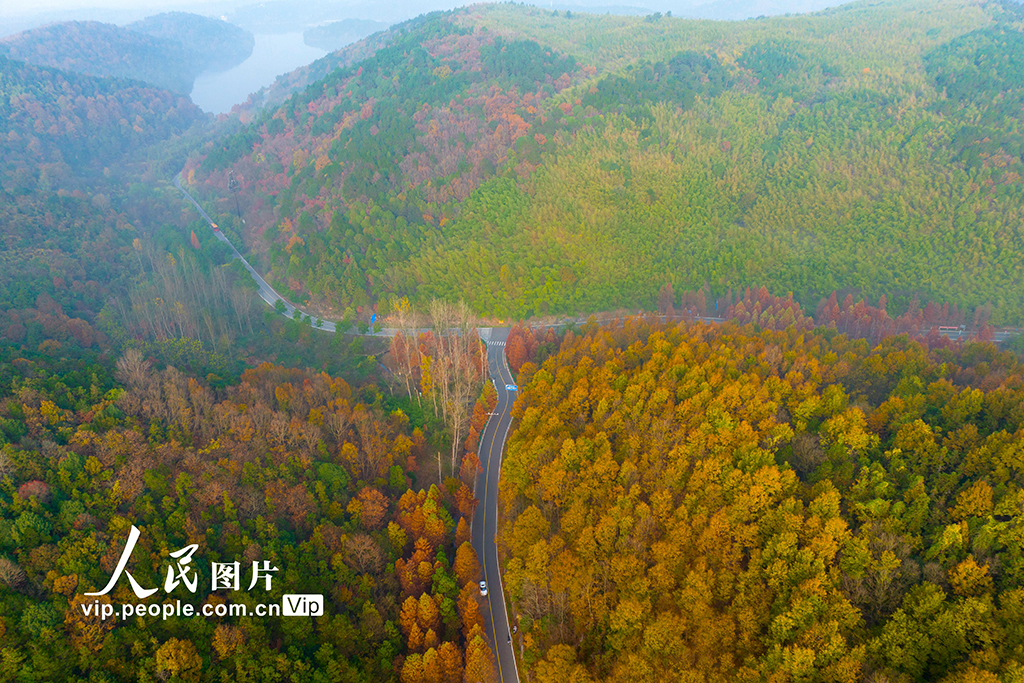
6, 0, 1024, 680
0, 15, 253, 94
0, 55, 207, 376
500, 317, 1024, 682
127, 12, 254, 75
189, 0, 1024, 324
230, 13, 464, 118
0, 56, 203, 177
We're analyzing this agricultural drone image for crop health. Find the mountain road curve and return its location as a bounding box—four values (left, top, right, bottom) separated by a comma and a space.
174, 173, 399, 336
174, 174, 1020, 683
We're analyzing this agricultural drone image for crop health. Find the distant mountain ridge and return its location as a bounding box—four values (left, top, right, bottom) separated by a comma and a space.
128, 12, 255, 75
303, 18, 390, 51
0, 13, 253, 94
0, 54, 205, 181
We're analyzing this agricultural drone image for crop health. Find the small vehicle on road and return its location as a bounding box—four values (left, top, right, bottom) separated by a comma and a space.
505, 384, 517, 391
211, 223, 219, 232
479, 580, 488, 596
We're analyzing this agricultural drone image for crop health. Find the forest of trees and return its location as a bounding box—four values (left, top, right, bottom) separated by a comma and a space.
188, 0, 1024, 325
0, 52, 212, 404
499, 317, 1024, 682
0, 49, 216, 398
0, 351, 498, 681
6, 0, 1024, 680
127, 12, 254, 77
0, 105, 508, 677
184, 12, 592, 319
0, 55, 204, 179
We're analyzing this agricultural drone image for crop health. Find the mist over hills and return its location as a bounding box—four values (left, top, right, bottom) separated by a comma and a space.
217, 0, 852, 33
0, 0, 855, 41
0, 54, 204, 176
303, 18, 390, 51
518, 0, 847, 19
0, 0, 856, 117
0, 12, 253, 93
221, 0, 462, 33
128, 11, 255, 74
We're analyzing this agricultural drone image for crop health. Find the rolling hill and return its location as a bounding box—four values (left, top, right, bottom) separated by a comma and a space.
188, 0, 1024, 325
127, 12, 255, 75
0, 13, 253, 94
0, 53, 206, 337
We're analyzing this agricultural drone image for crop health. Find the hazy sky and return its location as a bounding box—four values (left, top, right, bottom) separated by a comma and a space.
1, 0, 691, 19
0, 0, 852, 38
1, 0, 218, 17
0, 0, 231, 39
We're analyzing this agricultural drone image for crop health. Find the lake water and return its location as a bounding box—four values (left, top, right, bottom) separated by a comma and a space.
190, 33, 327, 115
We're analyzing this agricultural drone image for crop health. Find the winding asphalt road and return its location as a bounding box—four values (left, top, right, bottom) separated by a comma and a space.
177, 174, 1020, 683
175, 176, 521, 680
472, 328, 519, 683
174, 174, 400, 336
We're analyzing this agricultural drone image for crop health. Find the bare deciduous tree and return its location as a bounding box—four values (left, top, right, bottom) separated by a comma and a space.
427, 299, 484, 477
387, 296, 422, 403
115, 348, 151, 389
346, 534, 386, 575
0, 557, 27, 589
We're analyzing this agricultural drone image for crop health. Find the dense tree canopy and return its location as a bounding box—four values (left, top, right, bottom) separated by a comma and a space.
0, 356, 493, 682
500, 317, 1024, 682
6, 2, 1024, 681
